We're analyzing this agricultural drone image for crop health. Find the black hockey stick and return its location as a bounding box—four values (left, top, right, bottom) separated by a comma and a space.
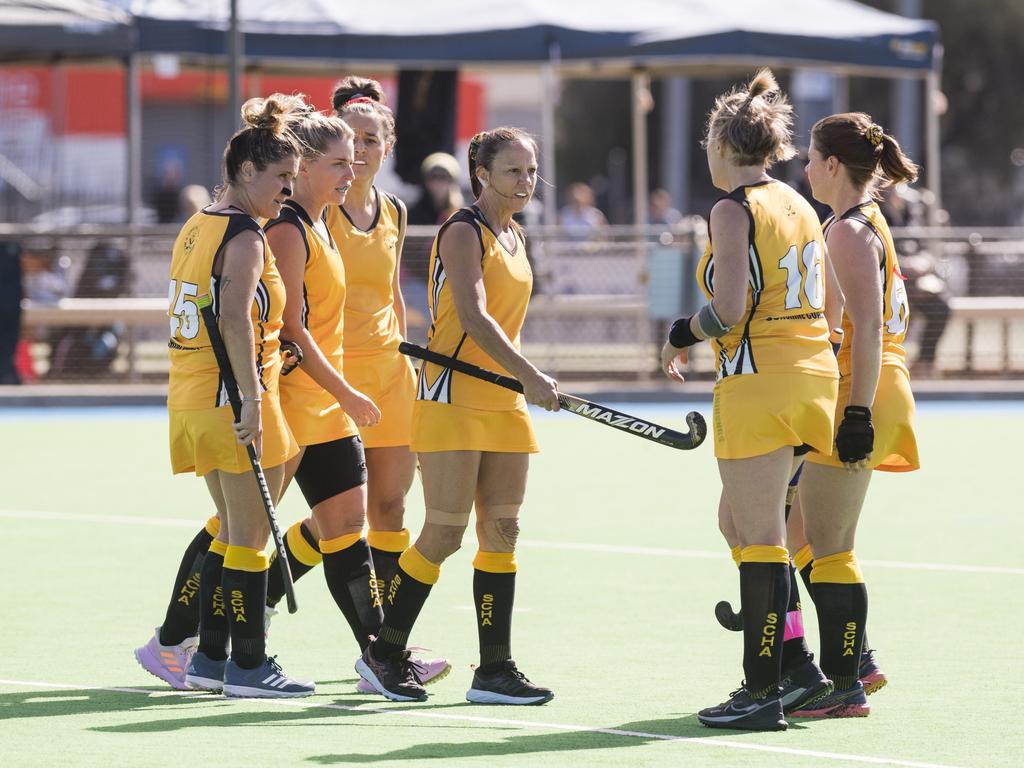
399, 342, 706, 451
714, 600, 743, 631
197, 294, 297, 614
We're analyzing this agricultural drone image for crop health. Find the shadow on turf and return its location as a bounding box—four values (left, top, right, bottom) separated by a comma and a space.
304, 714, 808, 763
0, 686, 206, 721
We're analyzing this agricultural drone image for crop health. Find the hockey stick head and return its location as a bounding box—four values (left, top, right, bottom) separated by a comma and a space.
683, 411, 708, 450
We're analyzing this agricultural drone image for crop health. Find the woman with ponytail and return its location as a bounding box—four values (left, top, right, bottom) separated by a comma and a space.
356, 127, 559, 706
790, 112, 920, 718
660, 70, 839, 731
137, 94, 314, 699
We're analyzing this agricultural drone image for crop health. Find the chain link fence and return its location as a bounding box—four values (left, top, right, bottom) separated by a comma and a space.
5, 221, 1024, 383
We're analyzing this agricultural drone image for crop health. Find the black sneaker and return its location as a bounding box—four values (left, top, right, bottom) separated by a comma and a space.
698, 684, 787, 731
859, 647, 888, 695
790, 680, 870, 718
779, 656, 833, 714
466, 660, 554, 705
355, 646, 427, 702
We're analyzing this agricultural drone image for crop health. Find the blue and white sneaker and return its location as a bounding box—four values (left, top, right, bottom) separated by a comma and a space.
222, 656, 315, 698
185, 651, 226, 692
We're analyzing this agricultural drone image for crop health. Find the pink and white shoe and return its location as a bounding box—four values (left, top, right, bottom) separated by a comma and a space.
133, 628, 198, 690
356, 650, 451, 693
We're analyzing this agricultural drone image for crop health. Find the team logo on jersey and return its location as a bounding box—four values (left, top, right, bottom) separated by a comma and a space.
386, 235, 398, 251
183, 227, 199, 255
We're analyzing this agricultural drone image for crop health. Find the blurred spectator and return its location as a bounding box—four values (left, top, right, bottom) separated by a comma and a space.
649, 188, 683, 229
178, 184, 212, 221
0, 241, 23, 385
408, 152, 464, 226
559, 182, 607, 239
898, 238, 951, 378
22, 248, 70, 304
153, 162, 184, 224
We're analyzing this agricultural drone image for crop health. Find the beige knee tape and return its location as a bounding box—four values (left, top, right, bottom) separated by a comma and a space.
425, 508, 472, 527
478, 504, 521, 520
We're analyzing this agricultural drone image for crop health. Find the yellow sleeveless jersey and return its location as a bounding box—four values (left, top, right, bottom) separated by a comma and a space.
697, 180, 837, 380
418, 206, 531, 411
265, 201, 347, 392
824, 201, 910, 375
325, 188, 404, 358
167, 209, 285, 410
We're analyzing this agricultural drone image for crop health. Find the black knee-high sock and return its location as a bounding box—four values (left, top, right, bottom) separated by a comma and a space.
473, 552, 517, 669
222, 547, 268, 670
197, 542, 229, 661
373, 547, 438, 659
158, 519, 217, 645
810, 551, 868, 690
780, 563, 812, 672
368, 529, 410, 611
798, 548, 872, 666
321, 534, 383, 651
267, 521, 322, 608
739, 549, 791, 698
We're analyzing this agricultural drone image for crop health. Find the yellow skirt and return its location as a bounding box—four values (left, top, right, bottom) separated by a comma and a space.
345, 351, 416, 449
411, 399, 538, 453
169, 385, 298, 476
280, 379, 358, 448
713, 372, 838, 460
806, 363, 919, 472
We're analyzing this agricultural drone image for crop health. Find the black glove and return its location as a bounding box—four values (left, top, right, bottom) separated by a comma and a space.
835, 405, 874, 464
280, 339, 303, 376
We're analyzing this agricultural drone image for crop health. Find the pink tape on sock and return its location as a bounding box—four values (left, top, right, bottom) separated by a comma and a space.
784, 610, 805, 641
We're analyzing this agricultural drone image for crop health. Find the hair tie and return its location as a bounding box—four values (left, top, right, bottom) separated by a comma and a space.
469, 133, 484, 163
345, 95, 374, 106
865, 124, 883, 147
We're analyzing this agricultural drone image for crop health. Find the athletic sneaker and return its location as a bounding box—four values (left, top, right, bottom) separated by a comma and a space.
355, 647, 427, 702
185, 651, 226, 692
698, 685, 787, 731
779, 656, 833, 714
465, 660, 554, 705
133, 628, 197, 690
790, 680, 870, 718
356, 651, 452, 693
859, 647, 888, 695
222, 656, 315, 698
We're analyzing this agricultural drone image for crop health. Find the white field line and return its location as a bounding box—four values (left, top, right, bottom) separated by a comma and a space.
0, 678, 968, 768
3, 508, 1023, 576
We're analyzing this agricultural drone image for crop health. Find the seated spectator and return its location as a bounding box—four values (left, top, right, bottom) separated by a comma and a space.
559, 182, 607, 239
408, 152, 464, 226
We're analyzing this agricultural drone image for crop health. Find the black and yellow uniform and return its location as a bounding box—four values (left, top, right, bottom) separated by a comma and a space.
326, 189, 416, 448
807, 200, 919, 472
411, 206, 537, 453
267, 201, 360, 448
697, 180, 840, 459
167, 209, 297, 475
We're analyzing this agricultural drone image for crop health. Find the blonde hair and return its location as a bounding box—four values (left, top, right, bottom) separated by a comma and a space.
287, 97, 354, 159
704, 69, 795, 167
222, 93, 305, 188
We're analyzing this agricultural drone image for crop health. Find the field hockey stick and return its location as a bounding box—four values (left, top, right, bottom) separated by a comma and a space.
399, 342, 707, 451
196, 294, 298, 614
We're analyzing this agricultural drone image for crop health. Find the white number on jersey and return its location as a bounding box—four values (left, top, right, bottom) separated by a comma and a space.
886, 269, 910, 335
168, 279, 200, 340
778, 241, 824, 310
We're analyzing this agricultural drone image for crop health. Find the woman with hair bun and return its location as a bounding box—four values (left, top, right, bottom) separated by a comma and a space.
660, 70, 839, 731
136, 93, 314, 699
356, 126, 559, 706
789, 112, 920, 719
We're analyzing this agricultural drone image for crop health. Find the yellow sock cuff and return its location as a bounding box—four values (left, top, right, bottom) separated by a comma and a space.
368, 528, 410, 553
223, 545, 269, 573
209, 538, 228, 557
204, 516, 221, 537
740, 545, 790, 565
730, 546, 742, 568
319, 532, 363, 555
287, 522, 322, 566
793, 544, 814, 572
810, 551, 864, 584
473, 550, 518, 573
399, 546, 441, 585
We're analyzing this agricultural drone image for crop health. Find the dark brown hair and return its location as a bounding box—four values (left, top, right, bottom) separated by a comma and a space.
332, 76, 396, 146
222, 94, 304, 189
812, 112, 918, 193
467, 126, 538, 198
704, 69, 795, 167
